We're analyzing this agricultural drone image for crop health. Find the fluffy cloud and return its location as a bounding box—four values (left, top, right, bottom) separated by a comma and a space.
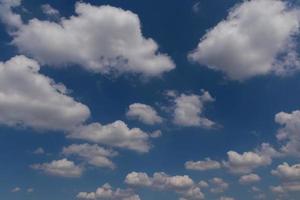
126, 103, 162, 125
41, 4, 60, 17
275, 110, 300, 156
209, 178, 229, 194
271, 163, 300, 181
69, 121, 150, 153
185, 158, 221, 171
0, 56, 90, 131
11, 187, 21, 193
62, 143, 118, 169
239, 173, 261, 185
223, 150, 271, 174
2, 1, 174, 77
271, 163, 300, 194
77, 183, 140, 200
172, 90, 215, 128
0, 0, 22, 28
31, 158, 83, 178
125, 172, 204, 199
188, 0, 300, 80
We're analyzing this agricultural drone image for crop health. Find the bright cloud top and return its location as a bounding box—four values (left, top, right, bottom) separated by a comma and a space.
1, 1, 175, 77
189, 0, 300, 80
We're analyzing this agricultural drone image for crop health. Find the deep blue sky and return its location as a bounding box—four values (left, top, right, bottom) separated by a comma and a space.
0, 0, 300, 200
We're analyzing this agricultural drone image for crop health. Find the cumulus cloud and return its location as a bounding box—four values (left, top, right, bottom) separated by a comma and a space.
239, 173, 261, 185
69, 121, 150, 153
220, 197, 235, 200
185, 158, 221, 171
275, 110, 300, 156
223, 150, 271, 174
126, 103, 162, 125
125, 172, 204, 199
172, 90, 215, 128
77, 183, 140, 200
271, 162, 300, 181
271, 162, 300, 195
62, 143, 118, 169
33, 147, 45, 155
31, 158, 83, 178
0, 0, 22, 28
189, 0, 300, 80
209, 177, 229, 194
2, 1, 175, 77
0, 55, 90, 131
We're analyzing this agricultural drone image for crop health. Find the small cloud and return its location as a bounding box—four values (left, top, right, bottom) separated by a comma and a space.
33, 147, 45, 155
11, 187, 21, 193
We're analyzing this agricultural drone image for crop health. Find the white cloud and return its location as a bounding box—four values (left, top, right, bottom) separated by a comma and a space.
271, 162, 300, 181
185, 158, 221, 171
33, 147, 45, 155
62, 143, 118, 169
77, 183, 140, 200
4, 2, 174, 77
239, 173, 261, 185
0, 56, 90, 131
69, 121, 150, 153
223, 150, 271, 174
126, 103, 162, 125
125, 172, 204, 200
209, 177, 229, 194
41, 4, 60, 17
172, 90, 215, 128
31, 158, 83, 178
275, 110, 300, 156
11, 187, 21, 193
188, 0, 300, 80
0, 0, 22, 28
271, 163, 300, 194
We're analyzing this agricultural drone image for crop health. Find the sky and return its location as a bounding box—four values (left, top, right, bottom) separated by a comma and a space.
0, 0, 300, 199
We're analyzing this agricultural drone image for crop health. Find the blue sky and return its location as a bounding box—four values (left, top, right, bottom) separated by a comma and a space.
0, 0, 300, 200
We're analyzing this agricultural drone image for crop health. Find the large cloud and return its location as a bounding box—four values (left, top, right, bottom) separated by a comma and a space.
77, 183, 140, 200
69, 121, 150, 153
189, 0, 300, 80
0, 55, 90, 131
0, 1, 175, 77
31, 158, 83, 178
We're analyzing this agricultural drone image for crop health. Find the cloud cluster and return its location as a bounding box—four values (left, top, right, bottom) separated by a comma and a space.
189, 0, 300, 80
77, 183, 140, 200
125, 172, 204, 200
